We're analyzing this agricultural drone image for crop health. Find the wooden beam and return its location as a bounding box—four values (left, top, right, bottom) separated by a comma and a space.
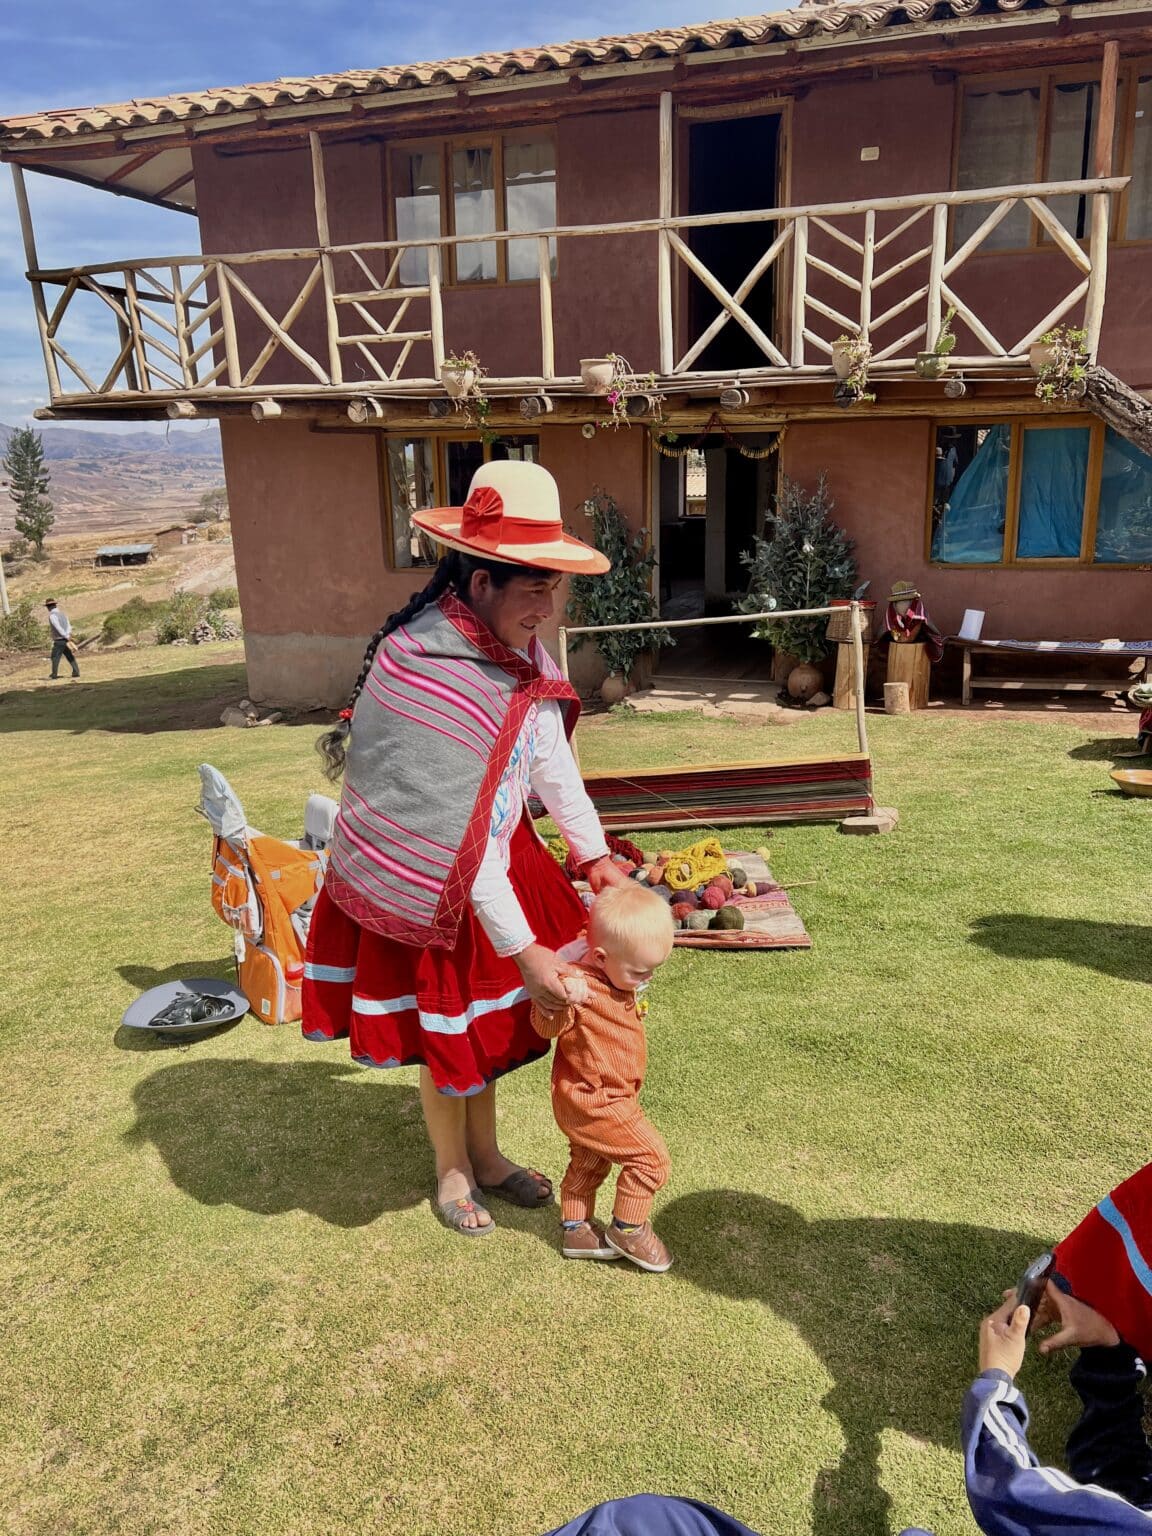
667, 230, 788, 367
105, 149, 161, 186
10, 164, 61, 398
1085, 38, 1121, 360
658, 91, 674, 375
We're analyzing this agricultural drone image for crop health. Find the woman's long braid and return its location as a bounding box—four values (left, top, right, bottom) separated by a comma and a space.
316, 558, 454, 781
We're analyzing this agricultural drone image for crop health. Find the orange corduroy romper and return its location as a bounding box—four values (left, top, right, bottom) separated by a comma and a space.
531, 963, 670, 1226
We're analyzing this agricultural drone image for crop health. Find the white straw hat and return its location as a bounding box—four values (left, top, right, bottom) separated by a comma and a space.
411, 461, 609, 575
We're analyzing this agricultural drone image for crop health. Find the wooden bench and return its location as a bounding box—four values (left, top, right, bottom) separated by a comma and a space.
953, 639, 1152, 706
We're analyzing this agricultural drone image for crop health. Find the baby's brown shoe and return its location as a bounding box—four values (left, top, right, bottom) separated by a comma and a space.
562, 1221, 621, 1261
604, 1221, 673, 1273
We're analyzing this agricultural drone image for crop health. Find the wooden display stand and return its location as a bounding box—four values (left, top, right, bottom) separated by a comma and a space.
833, 640, 870, 711
886, 641, 930, 710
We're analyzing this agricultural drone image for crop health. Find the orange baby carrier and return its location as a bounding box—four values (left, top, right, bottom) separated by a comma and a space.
200, 764, 335, 1024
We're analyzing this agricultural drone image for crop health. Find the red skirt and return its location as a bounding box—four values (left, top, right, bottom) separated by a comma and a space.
302, 815, 587, 1096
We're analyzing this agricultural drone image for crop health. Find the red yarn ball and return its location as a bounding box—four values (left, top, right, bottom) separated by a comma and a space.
670, 902, 696, 923
700, 886, 726, 911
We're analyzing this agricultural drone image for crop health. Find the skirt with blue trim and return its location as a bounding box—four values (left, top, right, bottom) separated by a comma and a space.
301, 814, 587, 1096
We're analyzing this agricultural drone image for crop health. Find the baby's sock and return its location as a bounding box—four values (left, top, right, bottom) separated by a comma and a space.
612, 1218, 641, 1231
562, 1219, 585, 1230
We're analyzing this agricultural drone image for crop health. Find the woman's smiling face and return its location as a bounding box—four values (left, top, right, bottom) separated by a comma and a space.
467, 569, 562, 650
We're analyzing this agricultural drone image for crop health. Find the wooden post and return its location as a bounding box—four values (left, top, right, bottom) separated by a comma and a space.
538, 235, 555, 381
1085, 41, 1120, 361
790, 215, 808, 366
926, 202, 948, 349
658, 91, 674, 375
884, 682, 911, 715
427, 246, 445, 372
309, 132, 343, 386
962, 644, 973, 707
887, 641, 930, 711
10, 165, 62, 399
859, 209, 875, 341
850, 601, 870, 758
214, 263, 243, 387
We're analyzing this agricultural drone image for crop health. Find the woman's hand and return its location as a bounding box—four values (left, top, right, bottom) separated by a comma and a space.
980, 1297, 1031, 1380
514, 943, 573, 1009
583, 855, 630, 894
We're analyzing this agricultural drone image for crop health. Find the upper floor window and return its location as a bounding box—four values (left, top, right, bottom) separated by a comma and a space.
954, 65, 1151, 249
390, 133, 557, 287
930, 419, 1152, 566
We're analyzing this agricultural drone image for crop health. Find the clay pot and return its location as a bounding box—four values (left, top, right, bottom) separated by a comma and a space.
580, 357, 616, 393
1028, 342, 1058, 374
831, 338, 866, 381
600, 672, 629, 706
787, 661, 824, 702
915, 352, 949, 379
441, 364, 476, 399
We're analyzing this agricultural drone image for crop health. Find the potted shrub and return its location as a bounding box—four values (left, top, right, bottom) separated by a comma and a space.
738, 475, 859, 699
567, 487, 674, 701
440, 348, 483, 400
915, 306, 957, 380
1031, 326, 1089, 402
581, 354, 665, 427
831, 333, 875, 407
580, 357, 617, 392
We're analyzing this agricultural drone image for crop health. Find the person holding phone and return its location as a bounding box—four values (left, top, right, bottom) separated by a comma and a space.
966, 1292, 1152, 1534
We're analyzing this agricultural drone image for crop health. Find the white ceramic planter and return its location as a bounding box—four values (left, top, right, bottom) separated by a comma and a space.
580, 357, 616, 393
831, 340, 858, 381
1028, 342, 1057, 374
441, 364, 477, 399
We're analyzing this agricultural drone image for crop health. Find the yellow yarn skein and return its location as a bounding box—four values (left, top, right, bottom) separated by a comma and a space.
662, 837, 727, 890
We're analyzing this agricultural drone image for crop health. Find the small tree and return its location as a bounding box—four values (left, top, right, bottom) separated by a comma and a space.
567, 488, 673, 680
738, 476, 858, 665
3, 428, 55, 555
195, 487, 229, 523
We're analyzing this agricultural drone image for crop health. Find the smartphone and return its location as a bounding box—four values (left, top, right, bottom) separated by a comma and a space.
1016, 1251, 1055, 1334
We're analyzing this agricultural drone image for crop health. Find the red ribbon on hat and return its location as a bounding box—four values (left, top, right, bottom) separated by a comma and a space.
459, 484, 561, 549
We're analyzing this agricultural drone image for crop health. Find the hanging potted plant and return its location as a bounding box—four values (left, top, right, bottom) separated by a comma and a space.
831, 333, 875, 407
580, 354, 665, 427
567, 488, 674, 702
915, 306, 957, 380
1031, 326, 1089, 402
580, 356, 617, 392
440, 348, 484, 400
738, 475, 858, 703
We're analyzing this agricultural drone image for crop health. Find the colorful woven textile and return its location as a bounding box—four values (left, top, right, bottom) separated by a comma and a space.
674, 850, 811, 950
960, 639, 1152, 655
326, 592, 579, 950
582, 753, 873, 831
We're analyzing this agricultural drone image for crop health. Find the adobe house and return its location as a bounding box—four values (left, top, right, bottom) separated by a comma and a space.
2, 0, 1150, 706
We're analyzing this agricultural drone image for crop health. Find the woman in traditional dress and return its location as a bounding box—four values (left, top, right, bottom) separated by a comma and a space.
305, 460, 628, 1235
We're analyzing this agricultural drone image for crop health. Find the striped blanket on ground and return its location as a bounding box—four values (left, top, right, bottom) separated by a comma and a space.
325, 592, 579, 949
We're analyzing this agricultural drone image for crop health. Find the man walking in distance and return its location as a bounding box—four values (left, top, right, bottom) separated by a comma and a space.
46, 599, 80, 679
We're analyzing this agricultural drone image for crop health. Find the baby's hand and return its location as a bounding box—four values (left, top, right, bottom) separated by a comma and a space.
560, 974, 590, 1006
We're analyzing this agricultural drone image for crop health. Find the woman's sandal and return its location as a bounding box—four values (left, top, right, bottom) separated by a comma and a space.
479, 1167, 554, 1208
437, 1193, 495, 1237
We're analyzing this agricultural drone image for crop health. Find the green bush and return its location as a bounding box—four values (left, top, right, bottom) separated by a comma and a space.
155, 590, 206, 645
0, 598, 46, 652
207, 586, 239, 611
101, 596, 166, 645
567, 488, 673, 680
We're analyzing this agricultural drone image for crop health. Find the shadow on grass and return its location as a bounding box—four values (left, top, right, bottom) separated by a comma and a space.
0, 660, 260, 734
1067, 737, 1151, 764
969, 915, 1152, 984
660, 1190, 1059, 1536
125, 1059, 427, 1227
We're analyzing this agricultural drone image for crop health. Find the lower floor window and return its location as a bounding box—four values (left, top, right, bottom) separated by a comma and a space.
384, 434, 539, 569
930, 418, 1152, 566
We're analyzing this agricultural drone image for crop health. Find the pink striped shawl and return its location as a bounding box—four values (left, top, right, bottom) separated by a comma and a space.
325, 593, 580, 949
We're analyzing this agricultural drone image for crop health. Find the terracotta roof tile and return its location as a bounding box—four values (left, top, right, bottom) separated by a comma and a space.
0, 0, 1092, 144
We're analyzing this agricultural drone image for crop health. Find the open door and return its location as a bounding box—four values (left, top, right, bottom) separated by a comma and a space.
686, 114, 782, 373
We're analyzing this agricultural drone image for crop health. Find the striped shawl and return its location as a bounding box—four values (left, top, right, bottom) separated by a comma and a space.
325, 592, 580, 949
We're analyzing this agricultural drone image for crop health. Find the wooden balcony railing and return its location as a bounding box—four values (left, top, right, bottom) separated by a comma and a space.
12, 150, 1129, 412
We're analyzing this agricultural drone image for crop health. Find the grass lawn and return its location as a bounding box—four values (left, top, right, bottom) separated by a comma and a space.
2, 644, 1149, 1536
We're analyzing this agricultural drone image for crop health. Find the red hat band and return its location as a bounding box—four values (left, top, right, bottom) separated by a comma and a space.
459, 484, 562, 550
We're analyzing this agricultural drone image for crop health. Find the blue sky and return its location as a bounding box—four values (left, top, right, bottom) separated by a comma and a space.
0, 0, 737, 430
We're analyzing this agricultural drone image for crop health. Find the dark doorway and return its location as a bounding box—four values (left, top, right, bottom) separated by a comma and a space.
686, 114, 781, 373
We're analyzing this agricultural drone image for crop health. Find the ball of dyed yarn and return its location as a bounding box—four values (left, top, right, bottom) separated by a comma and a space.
727, 864, 747, 888
710, 905, 745, 931
742, 880, 759, 898
649, 884, 676, 904
671, 902, 696, 924
630, 866, 649, 882
673, 889, 699, 909
709, 874, 734, 900
657, 849, 674, 863
649, 862, 667, 886
685, 910, 713, 931
700, 885, 726, 911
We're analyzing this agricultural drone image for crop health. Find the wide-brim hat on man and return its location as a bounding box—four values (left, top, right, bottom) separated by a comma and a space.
887, 580, 921, 604
411, 461, 609, 575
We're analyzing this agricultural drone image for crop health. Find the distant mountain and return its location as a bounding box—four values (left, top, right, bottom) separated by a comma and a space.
0, 421, 226, 537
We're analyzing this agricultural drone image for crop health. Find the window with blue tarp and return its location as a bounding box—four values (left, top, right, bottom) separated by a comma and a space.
931, 419, 1152, 567
1096, 430, 1152, 563
1015, 426, 1089, 558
